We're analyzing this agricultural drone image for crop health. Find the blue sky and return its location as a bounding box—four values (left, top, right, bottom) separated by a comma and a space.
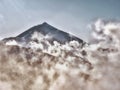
0, 0, 120, 41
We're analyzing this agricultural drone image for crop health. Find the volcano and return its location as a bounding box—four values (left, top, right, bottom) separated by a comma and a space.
17, 22, 84, 43
3, 22, 85, 45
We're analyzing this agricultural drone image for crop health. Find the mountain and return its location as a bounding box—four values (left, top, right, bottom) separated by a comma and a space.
17, 22, 84, 43
3, 22, 85, 46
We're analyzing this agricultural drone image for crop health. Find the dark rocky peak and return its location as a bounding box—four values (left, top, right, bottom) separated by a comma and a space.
3, 22, 85, 45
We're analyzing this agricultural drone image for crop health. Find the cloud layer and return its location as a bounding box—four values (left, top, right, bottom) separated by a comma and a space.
0, 19, 120, 90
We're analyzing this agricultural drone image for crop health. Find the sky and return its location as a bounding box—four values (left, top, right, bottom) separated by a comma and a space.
0, 0, 120, 41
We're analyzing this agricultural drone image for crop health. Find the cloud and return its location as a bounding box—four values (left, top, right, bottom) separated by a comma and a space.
1, 19, 120, 90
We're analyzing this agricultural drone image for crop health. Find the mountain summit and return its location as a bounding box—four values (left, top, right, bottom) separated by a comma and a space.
16, 22, 84, 43
3, 22, 85, 46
